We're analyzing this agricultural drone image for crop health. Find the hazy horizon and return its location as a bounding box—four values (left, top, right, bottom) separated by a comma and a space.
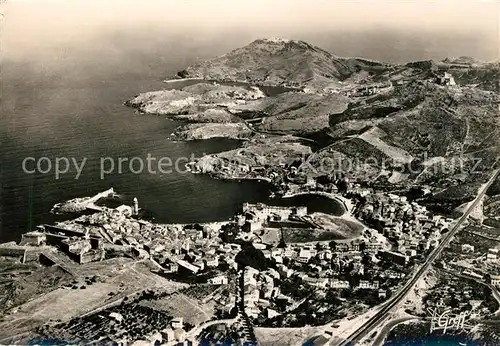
2, 0, 499, 64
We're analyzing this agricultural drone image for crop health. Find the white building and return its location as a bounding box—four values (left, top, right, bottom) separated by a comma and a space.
205, 257, 219, 267
438, 72, 456, 86
303, 277, 329, 288
109, 312, 123, 323
461, 244, 474, 253
161, 328, 175, 343
298, 249, 312, 263
486, 254, 497, 262
242, 203, 307, 221
209, 275, 228, 285
330, 280, 350, 289
358, 280, 379, 290
491, 275, 500, 287
283, 246, 297, 258
171, 317, 184, 330
253, 242, 267, 250
177, 260, 200, 274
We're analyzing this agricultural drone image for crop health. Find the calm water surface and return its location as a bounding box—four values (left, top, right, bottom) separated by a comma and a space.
0, 42, 272, 243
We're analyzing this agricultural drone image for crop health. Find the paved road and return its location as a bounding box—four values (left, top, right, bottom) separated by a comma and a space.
334, 168, 500, 346
372, 317, 417, 346
445, 268, 500, 317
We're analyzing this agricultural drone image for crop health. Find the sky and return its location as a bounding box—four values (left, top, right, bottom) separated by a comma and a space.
1, 0, 499, 62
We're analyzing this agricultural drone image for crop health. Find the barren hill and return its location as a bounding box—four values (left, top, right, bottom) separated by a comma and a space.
126, 37, 500, 207
175, 38, 389, 89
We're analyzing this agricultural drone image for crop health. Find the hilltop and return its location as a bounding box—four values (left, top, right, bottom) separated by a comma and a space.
175, 38, 389, 90
126, 38, 500, 208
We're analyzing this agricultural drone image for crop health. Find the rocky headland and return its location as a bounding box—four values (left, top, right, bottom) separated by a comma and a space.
125, 38, 500, 208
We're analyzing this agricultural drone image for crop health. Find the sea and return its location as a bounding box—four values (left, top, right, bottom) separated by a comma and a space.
0, 36, 345, 244
384, 335, 484, 345
0, 40, 275, 243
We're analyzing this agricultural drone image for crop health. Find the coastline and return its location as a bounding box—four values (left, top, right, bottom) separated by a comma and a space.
162, 77, 200, 83
208, 175, 273, 183
282, 191, 353, 215
160, 220, 232, 233
372, 317, 420, 346
184, 164, 273, 184
6, 28, 500, 346
162, 76, 304, 93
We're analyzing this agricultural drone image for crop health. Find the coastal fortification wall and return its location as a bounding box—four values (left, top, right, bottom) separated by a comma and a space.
43, 224, 87, 238
0, 246, 26, 263
242, 203, 307, 220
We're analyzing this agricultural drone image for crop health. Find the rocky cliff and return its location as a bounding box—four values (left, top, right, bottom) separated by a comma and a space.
126, 38, 500, 206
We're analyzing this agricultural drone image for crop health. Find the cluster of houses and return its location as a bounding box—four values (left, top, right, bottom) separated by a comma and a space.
42, 205, 237, 277
233, 228, 415, 319
355, 191, 453, 260
132, 223, 246, 279
424, 275, 492, 319
347, 82, 393, 97
324, 81, 393, 97
111, 314, 188, 346
240, 250, 394, 321
243, 266, 281, 319
4, 184, 463, 330
164, 241, 242, 276
447, 243, 500, 283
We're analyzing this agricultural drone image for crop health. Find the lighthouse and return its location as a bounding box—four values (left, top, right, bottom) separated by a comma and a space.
133, 197, 139, 215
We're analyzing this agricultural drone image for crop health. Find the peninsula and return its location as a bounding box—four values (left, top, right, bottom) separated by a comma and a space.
2, 38, 500, 346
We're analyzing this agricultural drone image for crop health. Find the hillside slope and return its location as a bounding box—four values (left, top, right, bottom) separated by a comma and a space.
176, 38, 389, 89
126, 38, 500, 206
